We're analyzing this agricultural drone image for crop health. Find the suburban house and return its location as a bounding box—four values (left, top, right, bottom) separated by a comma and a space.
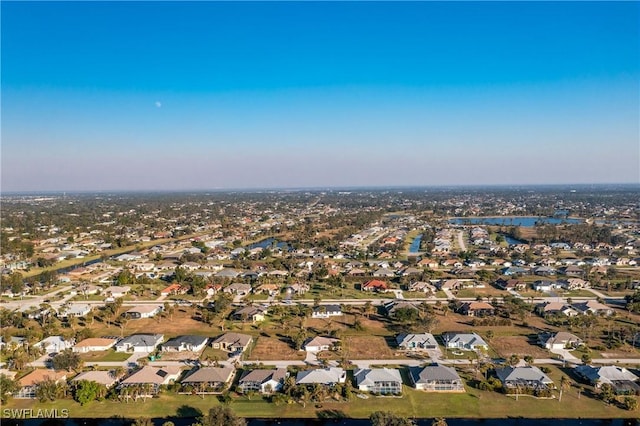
16, 369, 68, 399
494, 278, 527, 291
354, 368, 403, 394
458, 301, 495, 317
161, 335, 209, 352
407, 281, 437, 294
125, 305, 163, 319
311, 304, 343, 319
71, 370, 119, 389
572, 300, 614, 316
254, 283, 280, 296
373, 268, 396, 278
103, 285, 131, 298
535, 302, 579, 317
538, 332, 583, 350
115, 334, 164, 353
442, 333, 489, 351
396, 333, 438, 351
533, 280, 560, 292
560, 278, 590, 290
295, 368, 346, 386
361, 280, 390, 292
73, 337, 119, 353
575, 365, 640, 394
160, 283, 189, 296
384, 300, 419, 318
223, 282, 252, 296
286, 283, 310, 295
211, 333, 253, 353
302, 336, 340, 352
34, 336, 75, 354
238, 368, 287, 394
495, 366, 554, 392
409, 364, 465, 392
181, 366, 235, 392
58, 304, 92, 318
120, 365, 182, 395
559, 265, 584, 277
231, 305, 267, 322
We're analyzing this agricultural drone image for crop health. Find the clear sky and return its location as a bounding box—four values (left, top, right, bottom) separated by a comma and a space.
2, 1, 639, 192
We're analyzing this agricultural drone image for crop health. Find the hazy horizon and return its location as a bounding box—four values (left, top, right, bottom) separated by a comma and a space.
2, 2, 639, 192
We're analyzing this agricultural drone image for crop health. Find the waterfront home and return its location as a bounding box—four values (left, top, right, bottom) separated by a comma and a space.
115, 334, 164, 352
296, 368, 346, 386
161, 335, 209, 353
120, 365, 181, 395
396, 333, 438, 351
575, 365, 640, 394
238, 368, 287, 394
16, 369, 68, 399
71, 370, 119, 389
354, 368, 403, 394
495, 366, 553, 392
180, 366, 235, 392
409, 364, 465, 392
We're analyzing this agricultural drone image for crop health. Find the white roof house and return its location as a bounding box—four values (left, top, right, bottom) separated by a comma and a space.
296, 368, 346, 385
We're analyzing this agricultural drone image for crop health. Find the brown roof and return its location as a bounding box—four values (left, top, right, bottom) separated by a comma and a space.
19, 369, 67, 387
74, 337, 118, 348
181, 366, 235, 384
121, 366, 182, 385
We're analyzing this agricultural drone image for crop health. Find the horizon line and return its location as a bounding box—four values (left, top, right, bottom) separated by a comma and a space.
2, 182, 639, 196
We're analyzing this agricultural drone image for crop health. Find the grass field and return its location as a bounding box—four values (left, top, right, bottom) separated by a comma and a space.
78, 351, 131, 362
246, 337, 305, 361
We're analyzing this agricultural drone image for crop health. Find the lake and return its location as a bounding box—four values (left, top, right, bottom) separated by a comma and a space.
448, 217, 582, 227
246, 238, 289, 250
409, 234, 423, 253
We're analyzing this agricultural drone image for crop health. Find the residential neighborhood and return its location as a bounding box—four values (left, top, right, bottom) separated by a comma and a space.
1, 188, 639, 420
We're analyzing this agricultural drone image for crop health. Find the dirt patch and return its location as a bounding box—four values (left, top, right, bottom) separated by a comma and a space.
246, 337, 305, 361
343, 335, 397, 360
490, 336, 549, 358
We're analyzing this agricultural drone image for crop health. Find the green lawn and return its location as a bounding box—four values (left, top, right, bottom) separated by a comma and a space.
79, 351, 132, 362
5, 375, 632, 419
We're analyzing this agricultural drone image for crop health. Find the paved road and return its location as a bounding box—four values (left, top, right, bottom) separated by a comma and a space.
457, 231, 467, 252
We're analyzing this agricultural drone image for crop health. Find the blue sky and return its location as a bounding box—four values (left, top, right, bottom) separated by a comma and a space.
2, 1, 639, 191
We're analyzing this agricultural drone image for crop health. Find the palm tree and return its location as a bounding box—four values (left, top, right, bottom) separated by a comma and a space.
432, 418, 448, 426
559, 375, 570, 402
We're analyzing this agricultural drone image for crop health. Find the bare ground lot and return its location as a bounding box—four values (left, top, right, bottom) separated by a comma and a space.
343, 335, 397, 359
490, 336, 550, 359
246, 337, 305, 361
